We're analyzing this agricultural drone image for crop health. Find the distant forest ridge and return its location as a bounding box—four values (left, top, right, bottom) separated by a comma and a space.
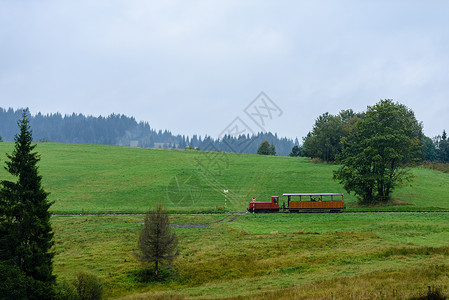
0, 108, 298, 156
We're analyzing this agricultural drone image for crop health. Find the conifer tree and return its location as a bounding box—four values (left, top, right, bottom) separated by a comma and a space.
0, 109, 55, 299
135, 202, 179, 279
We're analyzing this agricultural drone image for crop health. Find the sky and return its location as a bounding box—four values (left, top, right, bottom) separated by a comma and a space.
1, 0, 448, 141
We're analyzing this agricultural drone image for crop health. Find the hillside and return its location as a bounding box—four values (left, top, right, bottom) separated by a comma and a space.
2, 142, 449, 298
0, 142, 448, 213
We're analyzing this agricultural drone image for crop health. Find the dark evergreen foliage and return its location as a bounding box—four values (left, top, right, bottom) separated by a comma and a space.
289, 145, 302, 157
0, 109, 55, 299
0, 107, 297, 156
0, 261, 28, 300
135, 203, 179, 279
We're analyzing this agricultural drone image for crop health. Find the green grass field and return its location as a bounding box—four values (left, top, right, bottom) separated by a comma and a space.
1, 142, 449, 213
52, 213, 449, 299
1, 142, 449, 298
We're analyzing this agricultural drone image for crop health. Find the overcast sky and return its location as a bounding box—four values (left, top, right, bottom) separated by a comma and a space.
1, 1, 448, 141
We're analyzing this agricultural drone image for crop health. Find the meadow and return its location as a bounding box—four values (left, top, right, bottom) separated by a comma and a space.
52, 213, 449, 299
0, 142, 449, 213
1, 142, 449, 298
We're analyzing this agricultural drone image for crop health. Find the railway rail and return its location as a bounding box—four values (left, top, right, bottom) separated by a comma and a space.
51, 210, 449, 216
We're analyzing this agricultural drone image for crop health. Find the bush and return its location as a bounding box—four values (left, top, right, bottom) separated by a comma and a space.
73, 272, 103, 300
55, 280, 79, 300
420, 161, 449, 173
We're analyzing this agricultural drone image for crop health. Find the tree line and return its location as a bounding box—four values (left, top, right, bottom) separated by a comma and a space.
0, 108, 297, 156
302, 107, 448, 163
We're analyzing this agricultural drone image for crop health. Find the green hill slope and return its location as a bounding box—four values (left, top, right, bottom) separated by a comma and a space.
0, 142, 448, 213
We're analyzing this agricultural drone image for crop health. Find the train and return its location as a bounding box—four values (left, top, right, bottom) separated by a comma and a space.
248, 193, 344, 213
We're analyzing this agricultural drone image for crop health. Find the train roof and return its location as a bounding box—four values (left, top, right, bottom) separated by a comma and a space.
282, 193, 343, 196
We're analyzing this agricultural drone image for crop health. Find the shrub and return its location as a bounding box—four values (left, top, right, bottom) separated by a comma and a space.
420, 161, 449, 173
73, 272, 103, 300
55, 280, 79, 300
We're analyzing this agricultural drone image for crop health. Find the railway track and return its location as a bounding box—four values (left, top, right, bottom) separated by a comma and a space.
51, 210, 449, 216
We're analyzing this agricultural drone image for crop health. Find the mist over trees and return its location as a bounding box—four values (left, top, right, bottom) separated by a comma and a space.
0, 108, 297, 156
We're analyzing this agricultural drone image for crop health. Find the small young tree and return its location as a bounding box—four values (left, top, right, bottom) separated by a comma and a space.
257, 140, 273, 155
0, 109, 55, 298
135, 203, 179, 279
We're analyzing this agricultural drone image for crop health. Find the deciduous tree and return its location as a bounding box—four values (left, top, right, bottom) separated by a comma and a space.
257, 140, 276, 155
333, 100, 423, 204
302, 110, 361, 162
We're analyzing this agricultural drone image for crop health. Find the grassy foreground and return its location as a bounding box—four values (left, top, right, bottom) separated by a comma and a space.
0, 142, 449, 212
1, 143, 449, 298
52, 213, 449, 299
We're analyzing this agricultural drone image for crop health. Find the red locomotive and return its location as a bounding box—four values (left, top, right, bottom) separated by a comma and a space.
248, 196, 280, 213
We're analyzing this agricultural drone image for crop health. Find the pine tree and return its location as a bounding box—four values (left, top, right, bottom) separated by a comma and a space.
0, 109, 55, 299
135, 202, 179, 280
289, 145, 302, 157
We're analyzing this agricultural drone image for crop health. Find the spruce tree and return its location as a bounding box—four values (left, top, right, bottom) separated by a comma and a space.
0, 109, 55, 299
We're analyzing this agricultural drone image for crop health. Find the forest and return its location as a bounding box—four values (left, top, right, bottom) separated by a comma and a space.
0, 107, 297, 156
